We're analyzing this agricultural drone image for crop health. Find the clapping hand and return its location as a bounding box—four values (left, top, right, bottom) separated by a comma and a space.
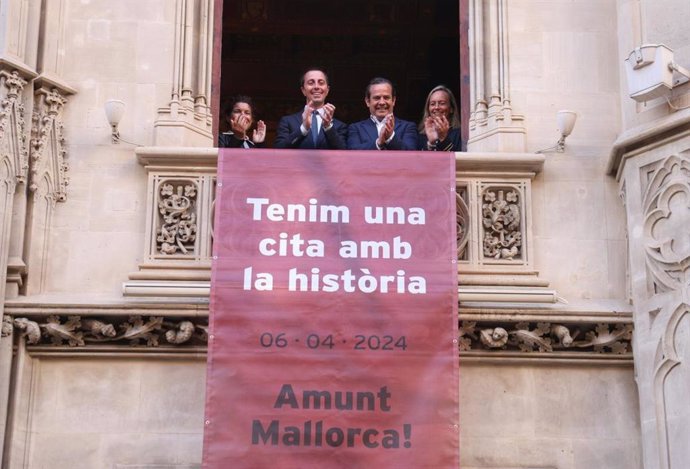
230, 114, 251, 139
377, 114, 395, 146
425, 115, 449, 144
252, 120, 266, 144
302, 102, 316, 131
424, 116, 439, 143
432, 115, 449, 142
322, 103, 335, 129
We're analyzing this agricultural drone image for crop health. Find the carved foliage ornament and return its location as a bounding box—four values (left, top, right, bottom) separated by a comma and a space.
8, 314, 632, 355
643, 154, 690, 293
157, 181, 198, 255
482, 187, 522, 260
459, 320, 633, 354
456, 190, 469, 259
11, 315, 208, 347
30, 88, 69, 202
0, 70, 29, 186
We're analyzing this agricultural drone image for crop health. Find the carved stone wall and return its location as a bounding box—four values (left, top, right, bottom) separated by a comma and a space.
123, 148, 217, 297
0, 68, 30, 468
455, 153, 558, 303
467, 0, 526, 152
22, 86, 70, 295
613, 135, 690, 469
0, 70, 29, 299
154, 0, 215, 146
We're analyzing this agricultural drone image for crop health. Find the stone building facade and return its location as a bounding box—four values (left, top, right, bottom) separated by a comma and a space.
0, 0, 688, 468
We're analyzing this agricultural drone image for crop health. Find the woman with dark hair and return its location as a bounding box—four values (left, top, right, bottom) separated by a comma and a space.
417, 85, 461, 151
218, 95, 266, 148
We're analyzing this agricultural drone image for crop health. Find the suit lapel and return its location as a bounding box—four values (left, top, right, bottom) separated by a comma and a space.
365, 119, 378, 145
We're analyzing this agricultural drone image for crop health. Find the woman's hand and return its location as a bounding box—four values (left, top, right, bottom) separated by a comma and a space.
424, 116, 439, 143
230, 114, 251, 139
432, 115, 449, 142
252, 120, 266, 144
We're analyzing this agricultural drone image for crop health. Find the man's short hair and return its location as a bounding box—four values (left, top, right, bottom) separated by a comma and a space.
300, 68, 329, 87
366, 77, 396, 99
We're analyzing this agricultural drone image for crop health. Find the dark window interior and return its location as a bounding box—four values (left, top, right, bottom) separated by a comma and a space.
220, 0, 461, 146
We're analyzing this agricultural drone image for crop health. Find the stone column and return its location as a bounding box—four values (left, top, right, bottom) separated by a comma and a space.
0, 68, 30, 467
467, 0, 526, 153
612, 129, 690, 469
154, 0, 215, 147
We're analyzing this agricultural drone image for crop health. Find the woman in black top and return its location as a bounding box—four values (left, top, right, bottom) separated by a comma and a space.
417, 85, 461, 151
218, 95, 266, 148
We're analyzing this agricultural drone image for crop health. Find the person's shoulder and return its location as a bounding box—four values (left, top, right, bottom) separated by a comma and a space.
396, 118, 417, 130
279, 111, 301, 121
349, 118, 370, 127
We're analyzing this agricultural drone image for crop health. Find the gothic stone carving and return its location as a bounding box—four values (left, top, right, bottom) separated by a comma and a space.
653, 303, 690, 469
30, 88, 69, 202
1, 316, 13, 337
157, 180, 199, 255
8, 314, 630, 356
482, 187, 521, 260
457, 190, 469, 260
0, 70, 29, 186
642, 154, 690, 294
460, 320, 633, 354
11, 315, 208, 347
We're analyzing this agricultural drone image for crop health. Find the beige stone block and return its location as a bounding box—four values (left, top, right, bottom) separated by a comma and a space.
510, 0, 617, 34
43, 360, 142, 433
572, 437, 642, 469
63, 20, 138, 83
604, 178, 627, 240
27, 432, 102, 469
86, 164, 147, 232
46, 231, 143, 294
508, 32, 545, 90
137, 360, 206, 433
540, 180, 607, 240
534, 238, 610, 300
68, 0, 177, 23
461, 436, 573, 469
100, 433, 203, 467
136, 23, 176, 84
541, 155, 607, 182
532, 366, 640, 440
643, 0, 690, 66
459, 365, 536, 438
606, 239, 629, 299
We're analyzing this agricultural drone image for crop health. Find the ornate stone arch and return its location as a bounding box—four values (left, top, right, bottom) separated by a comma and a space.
643, 154, 690, 295
654, 302, 690, 469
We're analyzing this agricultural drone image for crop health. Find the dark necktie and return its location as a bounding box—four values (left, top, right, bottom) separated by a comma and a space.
311, 111, 319, 144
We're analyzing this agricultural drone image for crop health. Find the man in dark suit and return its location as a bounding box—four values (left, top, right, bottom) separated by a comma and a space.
347, 77, 417, 151
274, 69, 348, 149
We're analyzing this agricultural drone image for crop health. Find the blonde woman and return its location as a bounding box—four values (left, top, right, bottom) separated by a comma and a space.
417, 85, 461, 151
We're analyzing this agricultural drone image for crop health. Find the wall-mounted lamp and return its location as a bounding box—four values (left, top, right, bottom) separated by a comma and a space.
104, 99, 125, 144
536, 110, 577, 154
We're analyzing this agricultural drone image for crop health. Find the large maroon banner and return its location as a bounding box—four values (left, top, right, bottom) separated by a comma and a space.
204, 149, 459, 469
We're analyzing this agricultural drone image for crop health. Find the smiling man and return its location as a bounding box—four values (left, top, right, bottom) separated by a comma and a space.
274, 68, 348, 149
346, 77, 417, 151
